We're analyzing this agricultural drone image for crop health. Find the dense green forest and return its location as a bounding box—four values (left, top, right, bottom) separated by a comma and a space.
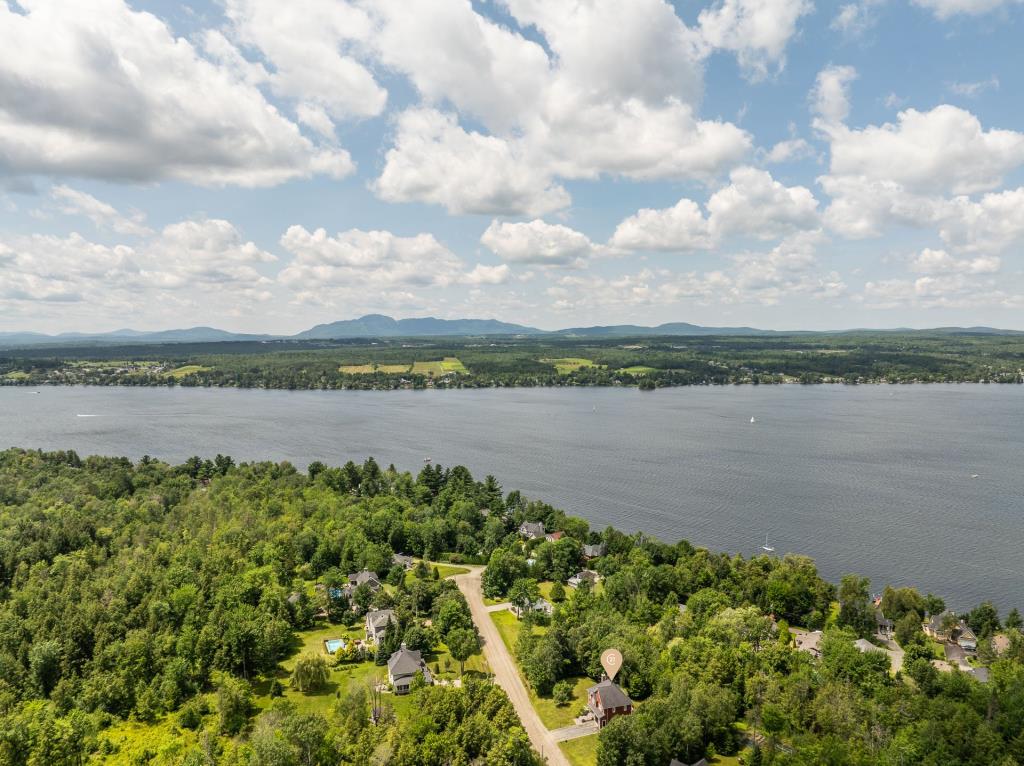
1, 449, 1022, 766
2, 332, 1023, 390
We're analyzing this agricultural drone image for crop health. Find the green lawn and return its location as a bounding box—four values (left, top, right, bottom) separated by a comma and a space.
561, 734, 599, 766
404, 563, 469, 586
166, 364, 212, 379
489, 609, 589, 729
619, 366, 658, 375
541, 357, 605, 375
3, 371, 29, 380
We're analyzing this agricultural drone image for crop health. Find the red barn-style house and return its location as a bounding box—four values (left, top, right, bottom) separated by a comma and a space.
587, 678, 633, 727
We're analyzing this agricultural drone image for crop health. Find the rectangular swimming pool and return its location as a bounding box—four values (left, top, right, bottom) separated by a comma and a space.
324, 638, 346, 654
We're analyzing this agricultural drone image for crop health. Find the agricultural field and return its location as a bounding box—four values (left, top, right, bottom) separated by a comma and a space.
338, 363, 412, 374
541, 357, 604, 375
411, 357, 468, 375
165, 364, 212, 378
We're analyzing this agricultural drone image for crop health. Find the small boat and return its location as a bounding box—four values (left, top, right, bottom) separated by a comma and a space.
970, 474, 980, 479
750, 416, 757, 424
76, 414, 98, 418
761, 534, 775, 553
423, 457, 432, 464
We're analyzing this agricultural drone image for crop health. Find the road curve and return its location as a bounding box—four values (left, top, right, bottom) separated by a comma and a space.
455, 566, 571, 766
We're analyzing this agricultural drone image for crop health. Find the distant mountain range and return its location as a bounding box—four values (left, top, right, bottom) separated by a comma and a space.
0, 315, 1021, 348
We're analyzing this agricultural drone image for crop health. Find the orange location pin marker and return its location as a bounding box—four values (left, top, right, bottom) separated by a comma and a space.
600, 648, 623, 682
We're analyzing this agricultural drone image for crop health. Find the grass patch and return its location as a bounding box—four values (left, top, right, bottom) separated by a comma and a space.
166, 365, 212, 379
561, 733, 599, 766
532, 676, 591, 729
3, 371, 29, 380
620, 366, 657, 375
488, 610, 587, 729
541, 358, 604, 375
412, 357, 468, 376
339, 363, 411, 374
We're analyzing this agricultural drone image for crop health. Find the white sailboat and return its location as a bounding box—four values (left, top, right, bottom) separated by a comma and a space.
761, 534, 775, 553
750, 416, 757, 424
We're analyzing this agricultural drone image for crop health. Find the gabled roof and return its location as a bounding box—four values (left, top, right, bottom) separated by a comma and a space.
570, 569, 599, 583
519, 521, 545, 536
348, 570, 381, 587
546, 531, 565, 541
583, 543, 606, 557
957, 621, 978, 641
854, 638, 883, 653
388, 644, 425, 679
927, 610, 956, 632
587, 679, 632, 709
366, 608, 395, 629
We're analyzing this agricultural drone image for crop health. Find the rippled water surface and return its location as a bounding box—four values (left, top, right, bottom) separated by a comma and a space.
2, 384, 1021, 610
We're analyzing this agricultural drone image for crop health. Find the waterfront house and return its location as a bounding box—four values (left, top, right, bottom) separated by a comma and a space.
347, 570, 382, 592
587, 679, 633, 727
875, 611, 894, 638
365, 608, 396, 643
387, 643, 432, 694
568, 570, 600, 588
545, 531, 565, 543
956, 621, 978, 653
519, 521, 545, 540
794, 630, 823, 658
583, 542, 607, 559
924, 611, 957, 641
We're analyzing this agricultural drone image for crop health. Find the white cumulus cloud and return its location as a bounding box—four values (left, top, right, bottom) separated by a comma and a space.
0, 0, 353, 187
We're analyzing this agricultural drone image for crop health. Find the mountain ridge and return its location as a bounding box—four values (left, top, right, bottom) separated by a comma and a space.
1, 315, 1021, 348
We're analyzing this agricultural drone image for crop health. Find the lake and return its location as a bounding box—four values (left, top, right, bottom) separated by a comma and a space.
1, 384, 1021, 611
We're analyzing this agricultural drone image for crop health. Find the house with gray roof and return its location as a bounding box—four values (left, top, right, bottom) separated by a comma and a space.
347, 570, 382, 592
518, 521, 545, 540
854, 638, 884, 654
587, 679, 633, 727
392, 553, 415, 570
568, 570, 600, 587
583, 542, 607, 559
387, 643, 432, 694
956, 621, 978, 652
924, 610, 957, 641
365, 608, 396, 643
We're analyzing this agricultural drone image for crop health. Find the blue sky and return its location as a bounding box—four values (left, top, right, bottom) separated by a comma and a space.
1, 0, 1022, 333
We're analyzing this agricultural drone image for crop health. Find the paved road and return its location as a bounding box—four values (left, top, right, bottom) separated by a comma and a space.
550, 722, 599, 742
875, 633, 905, 674
455, 567, 571, 766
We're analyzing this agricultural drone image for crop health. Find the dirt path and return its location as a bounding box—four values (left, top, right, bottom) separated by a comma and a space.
455, 567, 571, 766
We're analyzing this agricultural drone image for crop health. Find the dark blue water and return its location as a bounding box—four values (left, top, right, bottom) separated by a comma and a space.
1, 384, 1021, 611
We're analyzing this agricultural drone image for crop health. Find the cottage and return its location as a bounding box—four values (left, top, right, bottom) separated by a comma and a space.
568, 570, 600, 588
587, 679, 633, 727
519, 521, 545, 540
956, 621, 978, 653
794, 630, 823, 658
392, 553, 415, 570
347, 570, 382, 592
387, 643, 432, 694
583, 543, 607, 559
924, 611, 957, 641
365, 608, 396, 643
545, 531, 565, 543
